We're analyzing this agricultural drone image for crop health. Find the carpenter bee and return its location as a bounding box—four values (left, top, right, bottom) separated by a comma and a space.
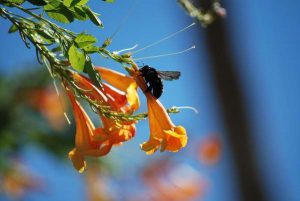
139, 65, 181, 99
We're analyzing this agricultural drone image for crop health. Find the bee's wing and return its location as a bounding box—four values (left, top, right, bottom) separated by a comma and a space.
157, 71, 181, 81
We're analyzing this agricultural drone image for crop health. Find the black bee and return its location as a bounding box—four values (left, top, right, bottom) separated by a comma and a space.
139, 65, 181, 99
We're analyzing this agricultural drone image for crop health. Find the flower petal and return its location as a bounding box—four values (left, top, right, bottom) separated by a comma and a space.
68, 148, 86, 173
96, 67, 140, 111
162, 126, 188, 152
96, 67, 135, 91
72, 73, 108, 104
140, 139, 161, 155
83, 142, 113, 157
103, 83, 127, 109
126, 83, 140, 111
65, 86, 95, 150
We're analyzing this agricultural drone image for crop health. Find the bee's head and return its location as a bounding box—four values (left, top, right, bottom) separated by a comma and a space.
140, 65, 156, 75
139, 65, 151, 75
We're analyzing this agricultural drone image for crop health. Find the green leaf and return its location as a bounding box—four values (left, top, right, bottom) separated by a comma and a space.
71, 0, 89, 6
75, 33, 97, 48
84, 57, 102, 88
82, 45, 99, 53
35, 29, 55, 43
82, 6, 103, 27
44, 3, 74, 23
68, 44, 85, 71
31, 31, 54, 45
47, 0, 61, 8
63, 0, 73, 7
63, 0, 89, 7
8, 24, 18, 33
102, 0, 115, 3
26, 0, 47, 6
10, 0, 25, 4
70, 6, 88, 21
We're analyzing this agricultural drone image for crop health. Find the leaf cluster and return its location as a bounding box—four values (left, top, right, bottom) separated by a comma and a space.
6, 0, 103, 25
1, 0, 107, 88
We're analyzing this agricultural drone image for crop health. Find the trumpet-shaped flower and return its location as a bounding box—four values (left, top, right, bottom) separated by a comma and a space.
65, 86, 112, 173
66, 70, 138, 172
141, 94, 188, 154
131, 67, 188, 154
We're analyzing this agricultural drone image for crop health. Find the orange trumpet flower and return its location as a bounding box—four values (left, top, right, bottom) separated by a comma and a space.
66, 68, 139, 172
65, 86, 112, 173
141, 94, 188, 154
131, 67, 188, 154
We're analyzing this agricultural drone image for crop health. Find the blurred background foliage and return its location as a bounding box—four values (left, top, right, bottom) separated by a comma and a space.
0, 68, 73, 163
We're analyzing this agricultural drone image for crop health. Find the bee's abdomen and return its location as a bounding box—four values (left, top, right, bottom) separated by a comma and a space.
152, 79, 163, 99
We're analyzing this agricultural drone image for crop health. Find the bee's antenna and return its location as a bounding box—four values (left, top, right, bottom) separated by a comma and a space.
134, 61, 144, 66
134, 45, 195, 61
109, 0, 138, 41
131, 22, 196, 55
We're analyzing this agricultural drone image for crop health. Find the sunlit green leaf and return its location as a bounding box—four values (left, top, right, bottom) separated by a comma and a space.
63, 0, 73, 7
71, 0, 89, 6
82, 6, 103, 27
8, 24, 18, 33
48, 0, 61, 8
75, 33, 97, 48
10, 0, 25, 4
82, 45, 99, 53
68, 44, 85, 71
70, 6, 88, 21
44, 3, 74, 23
63, 0, 89, 7
102, 0, 115, 3
35, 30, 55, 43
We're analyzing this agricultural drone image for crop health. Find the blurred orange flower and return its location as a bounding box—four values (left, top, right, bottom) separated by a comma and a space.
26, 87, 67, 130
198, 135, 222, 165
85, 161, 113, 201
1, 161, 42, 199
141, 159, 206, 201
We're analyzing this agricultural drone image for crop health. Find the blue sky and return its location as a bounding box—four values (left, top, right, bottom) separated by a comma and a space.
0, 1, 300, 201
